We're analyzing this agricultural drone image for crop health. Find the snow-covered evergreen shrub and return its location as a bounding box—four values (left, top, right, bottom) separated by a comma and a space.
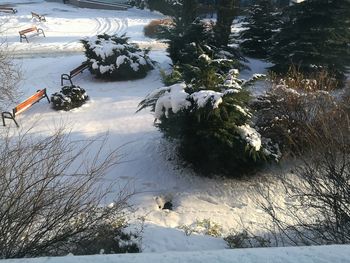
159, 19, 244, 67
51, 85, 88, 111
81, 34, 154, 81
139, 68, 280, 177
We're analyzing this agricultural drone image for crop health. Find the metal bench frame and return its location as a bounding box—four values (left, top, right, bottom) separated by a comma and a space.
61, 62, 90, 86
2, 89, 50, 127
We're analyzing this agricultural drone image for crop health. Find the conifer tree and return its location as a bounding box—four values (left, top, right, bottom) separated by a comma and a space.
269, 0, 350, 82
239, 0, 280, 59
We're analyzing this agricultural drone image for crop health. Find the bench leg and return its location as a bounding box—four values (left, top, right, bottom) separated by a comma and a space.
20, 35, 29, 43
2, 112, 19, 127
44, 90, 50, 103
61, 74, 72, 86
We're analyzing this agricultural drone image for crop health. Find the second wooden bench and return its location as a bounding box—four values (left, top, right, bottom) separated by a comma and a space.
31, 11, 46, 22
61, 62, 90, 86
19, 26, 45, 43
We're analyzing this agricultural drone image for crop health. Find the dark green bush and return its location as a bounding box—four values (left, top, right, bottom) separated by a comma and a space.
159, 19, 244, 68
51, 85, 88, 111
81, 34, 154, 81
269, 0, 350, 84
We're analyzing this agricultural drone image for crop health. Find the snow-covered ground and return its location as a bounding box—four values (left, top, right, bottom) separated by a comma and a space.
0, 0, 342, 258
2, 245, 350, 263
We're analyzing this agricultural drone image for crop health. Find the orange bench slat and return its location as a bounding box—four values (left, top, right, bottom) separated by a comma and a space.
14, 90, 46, 115
19, 27, 37, 35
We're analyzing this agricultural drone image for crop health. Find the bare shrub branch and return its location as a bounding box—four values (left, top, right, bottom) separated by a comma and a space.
0, 128, 133, 258
0, 21, 21, 110
256, 102, 350, 246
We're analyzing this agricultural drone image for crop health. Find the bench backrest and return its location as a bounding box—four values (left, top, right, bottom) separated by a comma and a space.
19, 26, 37, 35
0, 7, 16, 13
31, 12, 42, 18
0, 7, 14, 11
14, 89, 47, 116
70, 63, 89, 76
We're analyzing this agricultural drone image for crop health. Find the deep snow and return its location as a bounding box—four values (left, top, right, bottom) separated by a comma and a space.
2, 245, 350, 263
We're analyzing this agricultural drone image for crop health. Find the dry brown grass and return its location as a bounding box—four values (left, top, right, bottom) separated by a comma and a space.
269, 65, 339, 92
143, 18, 173, 39
254, 67, 347, 156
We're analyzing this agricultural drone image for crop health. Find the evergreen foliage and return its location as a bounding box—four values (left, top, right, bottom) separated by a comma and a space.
51, 85, 88, 111
269, 0, 350, 82
160, 19, 213, 65
81, 34, 154, 81
160, 19, 243, 68
139, 62, 279, 177
239, 0, 280, 59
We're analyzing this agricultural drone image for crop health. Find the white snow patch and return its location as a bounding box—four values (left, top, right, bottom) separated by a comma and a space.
236, 124, 262, 151
190, 90, 223, 109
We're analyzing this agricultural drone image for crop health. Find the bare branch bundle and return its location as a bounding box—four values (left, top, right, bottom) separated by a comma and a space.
257, 103, 350, 246
0, 22, 21, 110
0, 128, 133, 258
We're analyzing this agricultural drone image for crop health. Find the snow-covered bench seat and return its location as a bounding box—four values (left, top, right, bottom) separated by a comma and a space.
19, 26, 45, 43
31, 11, 46, 22
61, 62, 90, 86
1, 89, 50, 127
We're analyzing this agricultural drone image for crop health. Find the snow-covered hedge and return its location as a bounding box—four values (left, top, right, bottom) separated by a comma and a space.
139, 69, 280, 176
51, 85, 88, 111
81, 34, 154, 81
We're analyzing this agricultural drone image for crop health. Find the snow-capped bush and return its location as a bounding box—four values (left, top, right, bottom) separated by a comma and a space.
81, 34, 154, 80
160, 19, 243, 68
51, 85, 88, 111
139, 69, 280, 177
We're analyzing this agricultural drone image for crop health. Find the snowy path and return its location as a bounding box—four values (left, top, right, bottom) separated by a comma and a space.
1, 0, 164, 57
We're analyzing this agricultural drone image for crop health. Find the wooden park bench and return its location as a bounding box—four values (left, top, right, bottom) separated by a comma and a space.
19, 26, 45, 43
61, 62, 89, 86
0, 6, 17, 14
31, 11, 46, 22
1, 89, 50, 127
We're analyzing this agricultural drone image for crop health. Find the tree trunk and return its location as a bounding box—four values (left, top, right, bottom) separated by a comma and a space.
181, 0, 197, 27
215, 0, 238, 46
